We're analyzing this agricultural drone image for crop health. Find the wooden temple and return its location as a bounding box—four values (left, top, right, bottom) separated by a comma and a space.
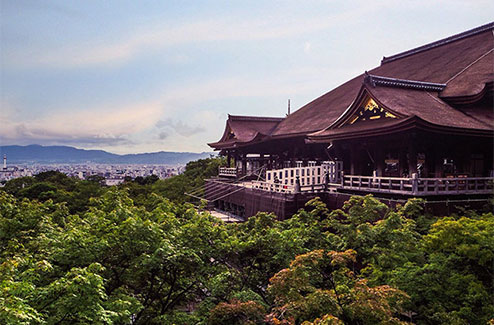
203, 22, 494, 220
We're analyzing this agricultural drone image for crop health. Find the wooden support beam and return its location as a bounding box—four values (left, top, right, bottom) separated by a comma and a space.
408, 137, 418, 175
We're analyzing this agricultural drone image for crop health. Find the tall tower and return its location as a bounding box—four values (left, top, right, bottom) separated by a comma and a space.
3, 155, 6, 170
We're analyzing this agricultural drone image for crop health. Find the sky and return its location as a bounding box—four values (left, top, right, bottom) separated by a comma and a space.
1, 1, 492, 154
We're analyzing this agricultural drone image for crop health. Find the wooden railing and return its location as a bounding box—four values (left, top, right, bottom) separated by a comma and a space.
343, 175, 413, 194
251, 181, 295, 193
218, 167, 238, 177
266, 161, 343, 186
343, 175, 494, 196
300, 184, 327, 193
215, 173, 493, 196
251, 181, 327, 194
416, 177, 493, 195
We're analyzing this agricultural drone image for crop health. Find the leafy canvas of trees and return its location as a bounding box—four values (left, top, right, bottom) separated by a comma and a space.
1, 158, 493, 324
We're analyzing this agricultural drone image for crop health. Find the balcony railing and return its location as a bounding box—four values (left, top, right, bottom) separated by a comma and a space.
244, 175, 493, 196
342, 175, 493, 196
218, 167, 238, 177
251, 180, 327, 194
218, 163, 493, 196
252, 181, 295, 193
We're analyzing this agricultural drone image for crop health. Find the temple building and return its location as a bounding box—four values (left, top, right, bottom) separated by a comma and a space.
201, 22, 494, 220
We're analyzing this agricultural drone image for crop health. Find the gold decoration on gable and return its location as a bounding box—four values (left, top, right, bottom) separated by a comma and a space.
226, 130, 236, 140
348, 98, 396, 124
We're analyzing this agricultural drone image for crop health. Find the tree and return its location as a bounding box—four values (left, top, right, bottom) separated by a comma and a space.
390, 213, 494, 324
267, 249, 409, 324
209, 299, 266, 325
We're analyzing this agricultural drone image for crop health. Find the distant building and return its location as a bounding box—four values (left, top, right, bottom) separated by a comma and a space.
203, 22, 494, 219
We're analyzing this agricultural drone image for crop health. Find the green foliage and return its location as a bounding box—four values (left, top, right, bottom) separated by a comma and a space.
391, 213, 494, 324
149, 157, 225, 203
1, 162, 492, 324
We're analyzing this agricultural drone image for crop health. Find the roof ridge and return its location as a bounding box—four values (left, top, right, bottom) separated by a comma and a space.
365, 73, 446, 91
228, 114, 284, 122
381, 22, 494, 64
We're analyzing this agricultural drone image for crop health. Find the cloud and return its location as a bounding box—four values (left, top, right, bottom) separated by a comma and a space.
3, 2, 379, 69
0, 100, 163, 147
3, 0, 83, 18
155, 118, 205, 137
0, 65, 333, 152
304, 42, 312, 54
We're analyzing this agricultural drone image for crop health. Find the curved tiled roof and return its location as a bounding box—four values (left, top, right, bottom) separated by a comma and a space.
210, 23, 494, 147
270, 23, 494, 137
381, 22, 494, 63
208, 115, 284, 149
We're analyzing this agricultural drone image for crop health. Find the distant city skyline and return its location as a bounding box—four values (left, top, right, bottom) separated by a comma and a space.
1, 0, 492, 154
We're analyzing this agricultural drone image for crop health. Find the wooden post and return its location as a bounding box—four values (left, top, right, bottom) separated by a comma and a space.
376, 147, 384, 177
408, 138, 418, 176
241, 155, 247, 176
433, 146, 443, 178
295, 176, 301, 193
350, 145, 356, 175
411, 173, 418, 195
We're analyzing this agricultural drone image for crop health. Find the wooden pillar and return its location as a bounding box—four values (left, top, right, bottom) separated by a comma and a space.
241, 154, 247, 175
334, 142, 344, 161
434, 145, 443, 177
408, 137, 418, 175
227, 151, 232, 168
399, 148, 407, 176
350, 144, 356, 175
375, 146, 385, 177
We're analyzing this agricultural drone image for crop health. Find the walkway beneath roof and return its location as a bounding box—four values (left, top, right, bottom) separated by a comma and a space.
209, 209, 244, 223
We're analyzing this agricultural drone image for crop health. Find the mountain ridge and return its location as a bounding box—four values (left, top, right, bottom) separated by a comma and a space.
0, 145, 214, 165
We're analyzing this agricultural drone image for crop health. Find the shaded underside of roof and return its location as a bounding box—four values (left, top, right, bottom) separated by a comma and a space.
308, 117, 411, 140
307, 115, 493, 142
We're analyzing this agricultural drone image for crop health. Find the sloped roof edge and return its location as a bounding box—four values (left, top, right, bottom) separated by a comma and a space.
228, 114, 285, 122
366, 73, 446, 91
382, 21, 494, 64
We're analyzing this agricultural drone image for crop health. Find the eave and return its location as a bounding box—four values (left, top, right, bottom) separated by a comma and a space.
307, 115, 494, 143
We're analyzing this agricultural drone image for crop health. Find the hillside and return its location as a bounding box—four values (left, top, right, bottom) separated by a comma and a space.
0, 145, 213, 164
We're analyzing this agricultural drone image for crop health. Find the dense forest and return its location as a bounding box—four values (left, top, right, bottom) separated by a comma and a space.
1, 158, 493, 324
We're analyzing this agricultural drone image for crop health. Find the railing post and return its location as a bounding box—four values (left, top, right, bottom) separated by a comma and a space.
411, 173, 418, 195
340, 171, 345, 187
294, 176, 301, 194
